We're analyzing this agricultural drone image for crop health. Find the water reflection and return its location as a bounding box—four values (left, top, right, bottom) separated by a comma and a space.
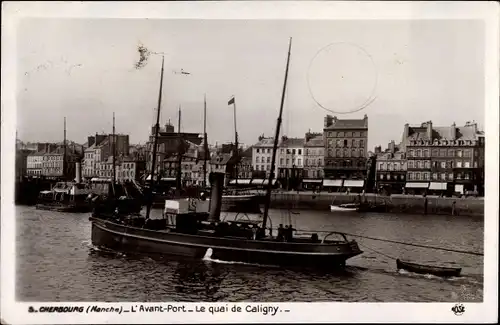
173, 260, 227, 301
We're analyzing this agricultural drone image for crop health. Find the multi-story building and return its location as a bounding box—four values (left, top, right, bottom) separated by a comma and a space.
403, 121, 484, 195
252, 136, 276, 178
303, 132, 324, 177
121, 157, 146, 182
238, 147, 253, 179
375, 141, 407, 195
323, 114, 368, 191
162, 155, 198, 187
277, 136, 305, 190
42, 146, 81, 179
26, 151, 45, 177
146, 122, 203, 174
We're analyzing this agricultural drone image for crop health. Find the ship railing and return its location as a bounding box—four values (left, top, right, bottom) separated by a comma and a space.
321, 231, 349, 244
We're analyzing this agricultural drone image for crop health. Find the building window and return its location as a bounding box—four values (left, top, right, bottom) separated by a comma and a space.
464, 161, 470, 168
457, 150, 462, 157
281, 149, 284, 154
286, 159, 289, 165
352, 139, 357, 147
448, 173, 454, 180
464, 150, 471, 157
409, 150, 414, 157
423, 150, 429, 157
336, 149, 341, 157
298, 149, 302, 155
474, 161, 478, 168
448, 149, 454, 157
440, 161, 446, 168
440, 173, 446, 180
464, 172, 470, 180
280, 158, 284, 165
388, 163, 393, 171
297, 159, 302, 166
408, 160, 414, 168
344, 149, 350, 157
394, 163, 399, 171
380, 174, 384, 180
416, 150, 421, 157
432, 173, 437, 180
456, 161, 462, 168
352, 149, 357, 157
424, 173, 429, 180
415, 172, 420, 180
267, 157, 270, 163
360, 140, 364, 147
432, 149, 438, 157
425, 161, 430, 168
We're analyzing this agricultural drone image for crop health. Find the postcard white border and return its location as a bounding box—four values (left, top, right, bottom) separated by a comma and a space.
2, 1, 498, 324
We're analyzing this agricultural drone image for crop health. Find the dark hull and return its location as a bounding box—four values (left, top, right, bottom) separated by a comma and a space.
396, 259, 462, 277
90, 218, 362, 269
36, 203, 91, 213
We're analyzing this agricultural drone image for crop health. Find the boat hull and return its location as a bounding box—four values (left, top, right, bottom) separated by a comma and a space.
90, 218, 362, 269
396, 259, 462, 277
330, 205, 357, 212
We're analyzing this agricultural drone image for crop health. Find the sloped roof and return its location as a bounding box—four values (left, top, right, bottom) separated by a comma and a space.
280, 137, 304, 148
210, 153, 232, 165
406, 124, 482, 142
254, 137, 275, 147
241, 147, 253, 157
304, 135, 324, 147
325, 118, 368, 130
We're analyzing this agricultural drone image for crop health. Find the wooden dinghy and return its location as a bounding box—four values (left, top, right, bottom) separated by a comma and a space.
396, 259, 462, 277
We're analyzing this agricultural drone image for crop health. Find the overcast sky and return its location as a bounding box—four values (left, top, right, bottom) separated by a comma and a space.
16, 19, 485, 149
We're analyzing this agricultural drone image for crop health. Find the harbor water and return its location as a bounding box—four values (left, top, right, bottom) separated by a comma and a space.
16, 205, 483, 302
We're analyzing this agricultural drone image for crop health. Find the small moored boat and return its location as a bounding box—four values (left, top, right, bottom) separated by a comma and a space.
396, 259, 462, 277
330, 203, 359, 212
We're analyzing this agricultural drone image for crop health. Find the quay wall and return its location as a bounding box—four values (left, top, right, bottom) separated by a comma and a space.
261, 192, 484, 217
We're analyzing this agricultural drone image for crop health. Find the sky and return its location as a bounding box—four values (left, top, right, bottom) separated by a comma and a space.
16, 19, 485, 150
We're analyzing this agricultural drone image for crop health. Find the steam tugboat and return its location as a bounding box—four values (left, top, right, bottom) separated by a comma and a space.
89, 38, 363, 269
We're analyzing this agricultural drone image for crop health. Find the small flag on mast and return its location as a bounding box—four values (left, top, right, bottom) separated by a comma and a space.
228, 96, 235, 105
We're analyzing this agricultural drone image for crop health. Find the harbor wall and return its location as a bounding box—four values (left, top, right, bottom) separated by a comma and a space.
264, 192, 484, 217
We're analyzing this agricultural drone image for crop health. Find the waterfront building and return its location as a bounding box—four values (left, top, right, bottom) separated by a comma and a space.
146, 122, 203, 174
323, 115, 368, 192
402, 121, 484, 196
83, 145, 97, 179
121, 156, 146, 182
252, 136, 276, 178
303, 132, 324, 190
238, 148, 253, 180
277, 136, 305, 190
26, 151, 45, 178
162, 154, 198, 187
41, 146, 81, 180
375, 141, 407, 195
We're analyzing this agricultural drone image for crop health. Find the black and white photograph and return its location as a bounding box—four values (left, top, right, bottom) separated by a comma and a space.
2, 1, 498, 324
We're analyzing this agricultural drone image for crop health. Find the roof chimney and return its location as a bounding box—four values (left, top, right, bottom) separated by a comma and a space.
450, 122, 456, 140
324, 115, 334, 128
427, 121, 433, 140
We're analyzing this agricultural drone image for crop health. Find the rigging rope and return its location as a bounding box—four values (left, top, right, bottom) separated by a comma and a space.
357, 242, 398, 261
264, 226, 484, 256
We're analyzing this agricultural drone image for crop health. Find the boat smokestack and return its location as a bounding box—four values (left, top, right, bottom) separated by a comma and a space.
208, 172, 224, 222
75, 161, 82, 183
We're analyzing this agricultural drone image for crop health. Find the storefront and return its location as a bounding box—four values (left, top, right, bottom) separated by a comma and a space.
302, 179, 322, 190
322, 179, 343, 192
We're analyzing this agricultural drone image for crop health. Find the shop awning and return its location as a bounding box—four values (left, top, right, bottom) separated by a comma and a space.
303, 179, 322, 183
405, 182, 429, 189
250, 179, 265, 185
323, 179, 343, 187
229, 179, 252, 185
344, 180, 364, 187
262, 179, 277, 185
455, 184, 464, 194
429, 182, 447, 190
146, 175, 176, 181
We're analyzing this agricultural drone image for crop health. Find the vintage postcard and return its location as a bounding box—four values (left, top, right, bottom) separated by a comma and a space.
1, 1, 498, 324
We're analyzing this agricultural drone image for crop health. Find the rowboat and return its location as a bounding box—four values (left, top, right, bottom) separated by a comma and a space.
396, 259, 462, 277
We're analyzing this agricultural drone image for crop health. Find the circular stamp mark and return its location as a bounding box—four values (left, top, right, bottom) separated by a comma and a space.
307, 42, 378, 115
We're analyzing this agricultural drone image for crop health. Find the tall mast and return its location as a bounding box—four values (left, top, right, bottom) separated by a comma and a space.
176, 105, 183, 192
262, 37, 292, 231
232, 96, 239, 182
63, 117, 67, 180
203, 94, 208, 188
112, 112, 116, 185
145, 55, 165, 220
